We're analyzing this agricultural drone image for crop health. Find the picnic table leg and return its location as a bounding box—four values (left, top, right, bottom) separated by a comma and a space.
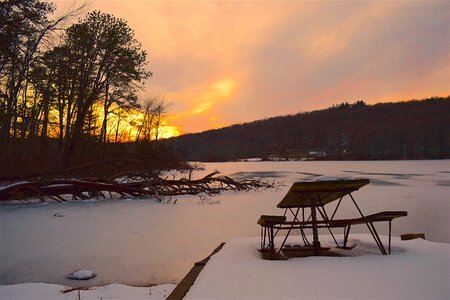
266, 226, 271, 256
276, 208, 300, 257
260, 226, 265, 251
316, 203, 339, 248
368, 222, 387, 255
349, 193, 387, 255
310, 201, 321, 255
270, 226, 275, 259
343, 225, 351, 249
388, 220, 392, 255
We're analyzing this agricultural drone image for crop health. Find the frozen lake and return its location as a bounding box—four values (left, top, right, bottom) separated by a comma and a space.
0, 160, 448, 287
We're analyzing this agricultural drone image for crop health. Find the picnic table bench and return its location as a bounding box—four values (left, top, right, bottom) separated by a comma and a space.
258, 179, 407, 259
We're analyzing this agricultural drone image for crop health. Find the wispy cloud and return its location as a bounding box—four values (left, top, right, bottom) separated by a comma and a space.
54, 0, 449, 133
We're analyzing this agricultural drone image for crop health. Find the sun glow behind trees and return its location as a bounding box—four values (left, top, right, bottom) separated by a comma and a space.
41, 104, 181, 143
0, 1, 184, 172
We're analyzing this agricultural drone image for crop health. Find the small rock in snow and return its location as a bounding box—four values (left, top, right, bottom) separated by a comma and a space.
67, 270, 96, 280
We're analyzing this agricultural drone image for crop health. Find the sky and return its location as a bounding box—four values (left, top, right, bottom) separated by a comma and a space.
53, 0, 449, 136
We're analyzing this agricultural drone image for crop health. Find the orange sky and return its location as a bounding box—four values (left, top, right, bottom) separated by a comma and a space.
54, 1, 449, 136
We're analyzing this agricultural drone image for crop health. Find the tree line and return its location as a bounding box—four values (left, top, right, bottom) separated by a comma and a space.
0, 0, 171, 176
164, 97, 450, 161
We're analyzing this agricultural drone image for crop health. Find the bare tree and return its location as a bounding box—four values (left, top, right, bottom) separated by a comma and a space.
135, 95, 168, 142
0, 0, 84, 154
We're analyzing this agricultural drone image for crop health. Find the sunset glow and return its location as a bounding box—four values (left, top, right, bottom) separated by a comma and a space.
159, 123, 181, 139
213, 78, 236, 98
53, 1, 449, 135
192, 78, 236, 114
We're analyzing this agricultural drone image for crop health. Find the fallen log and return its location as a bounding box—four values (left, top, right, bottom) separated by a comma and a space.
0, 171, 277, 203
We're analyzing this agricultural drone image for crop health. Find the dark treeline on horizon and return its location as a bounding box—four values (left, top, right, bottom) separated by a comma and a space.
164, 96, 450, 162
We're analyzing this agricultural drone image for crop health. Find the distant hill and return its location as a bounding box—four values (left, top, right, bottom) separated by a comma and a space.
163, 96, 450, 161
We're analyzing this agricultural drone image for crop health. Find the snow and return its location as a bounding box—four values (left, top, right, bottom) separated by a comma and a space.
185, 235, 450, 299
0, 283, 175, 299
0, 181, 29, 191
67, 269, 96, 280
46, 184, 73, 188
237, 158, 263, 162
0, 160, 448, 297
311, 175, 354, 181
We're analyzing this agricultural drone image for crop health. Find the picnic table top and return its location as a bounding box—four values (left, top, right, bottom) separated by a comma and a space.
277, 179, 370, 208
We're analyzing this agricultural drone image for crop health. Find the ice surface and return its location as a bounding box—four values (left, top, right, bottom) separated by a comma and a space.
0, 160, 448, 289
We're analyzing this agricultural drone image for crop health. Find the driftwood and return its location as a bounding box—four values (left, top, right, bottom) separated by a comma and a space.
0, 171, 276, 203
60, 287, 91, 294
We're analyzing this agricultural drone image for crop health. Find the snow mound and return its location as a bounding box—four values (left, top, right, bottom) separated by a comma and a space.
67, 270, 96, 280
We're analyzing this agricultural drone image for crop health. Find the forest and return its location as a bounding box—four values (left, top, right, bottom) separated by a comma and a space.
164, 96, 450, 161
0, 0, 172, 177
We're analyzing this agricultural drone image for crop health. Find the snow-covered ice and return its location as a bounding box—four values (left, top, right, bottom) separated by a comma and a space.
185, 235, 450, 299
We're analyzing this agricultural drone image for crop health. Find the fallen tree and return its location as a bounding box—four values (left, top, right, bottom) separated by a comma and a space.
0, 171, 277, 203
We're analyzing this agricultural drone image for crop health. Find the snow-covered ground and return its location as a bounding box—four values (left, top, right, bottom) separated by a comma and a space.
1, 283, 175, 300
185, 235, 450, 299
0, 160, 448, 298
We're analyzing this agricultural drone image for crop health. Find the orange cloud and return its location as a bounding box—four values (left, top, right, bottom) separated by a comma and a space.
163, 76, 237, 132
53, 1, 449, 134
209, 115, 220, 122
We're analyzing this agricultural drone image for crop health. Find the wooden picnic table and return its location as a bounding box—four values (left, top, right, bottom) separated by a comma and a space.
258, 179, 407, 259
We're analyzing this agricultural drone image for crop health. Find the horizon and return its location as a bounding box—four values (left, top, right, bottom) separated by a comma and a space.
163, 95, 449, 138
52, 1, 449, 138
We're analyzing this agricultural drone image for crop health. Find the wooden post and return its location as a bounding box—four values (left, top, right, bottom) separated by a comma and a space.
310, 200, 321, 255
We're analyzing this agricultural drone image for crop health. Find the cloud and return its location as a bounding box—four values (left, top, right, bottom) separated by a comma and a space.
53, 0, 449, 133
